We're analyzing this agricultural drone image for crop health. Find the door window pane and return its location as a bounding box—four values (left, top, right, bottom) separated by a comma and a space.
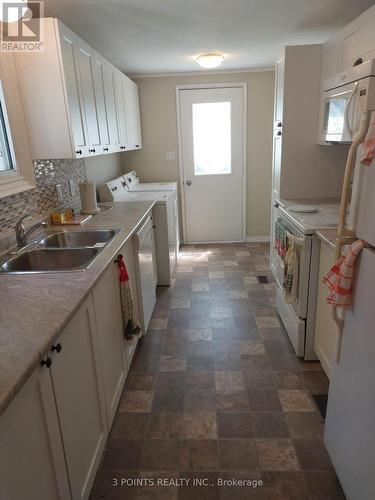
192, 102, 231, 175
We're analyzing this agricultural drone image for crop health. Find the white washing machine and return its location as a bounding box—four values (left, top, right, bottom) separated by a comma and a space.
123, 170, 180, 253
99, 176, 175, 286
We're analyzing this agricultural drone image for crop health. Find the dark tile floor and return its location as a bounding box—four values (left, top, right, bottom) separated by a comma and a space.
90, 243, 346, 500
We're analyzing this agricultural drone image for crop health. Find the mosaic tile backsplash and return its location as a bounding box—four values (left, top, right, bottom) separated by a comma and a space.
0, 159, 86, 235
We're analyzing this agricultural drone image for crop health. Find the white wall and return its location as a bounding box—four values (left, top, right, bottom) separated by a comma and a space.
121, 71, 275, 239
84, 153, 123, 190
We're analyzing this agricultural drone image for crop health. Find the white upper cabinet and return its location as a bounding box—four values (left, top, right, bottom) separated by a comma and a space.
73, 36, 101, 154
58, 25, 88, 156
123, 76, 142, 150
93, 51, 121, 153
114, 68, 129, 151
14, 18, 142, 160
273, 58, 284, 129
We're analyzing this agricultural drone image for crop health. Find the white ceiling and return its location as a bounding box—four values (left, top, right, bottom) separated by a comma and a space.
44, 0, 374, 75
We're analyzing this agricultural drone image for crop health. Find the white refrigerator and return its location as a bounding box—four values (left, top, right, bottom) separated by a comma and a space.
324, 150, 375, 500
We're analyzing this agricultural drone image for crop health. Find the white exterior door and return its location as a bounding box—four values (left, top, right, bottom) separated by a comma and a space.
179, 86, 245, 243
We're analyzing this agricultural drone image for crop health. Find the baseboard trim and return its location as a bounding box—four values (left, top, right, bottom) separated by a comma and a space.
246, 236, 270, 243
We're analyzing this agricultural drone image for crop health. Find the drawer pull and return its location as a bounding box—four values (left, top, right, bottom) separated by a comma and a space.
51, 343, 62, 353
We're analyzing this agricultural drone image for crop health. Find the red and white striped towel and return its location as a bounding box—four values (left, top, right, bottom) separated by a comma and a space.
360, 112, 375, 166
322, 240, 365, 309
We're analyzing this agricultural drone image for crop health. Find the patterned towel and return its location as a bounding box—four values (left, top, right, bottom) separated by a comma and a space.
360, 112, 375, 166
275, 218, 287, 259
322, 240, 365, 309
283, 242, 299, 303
116, 255, 141, 340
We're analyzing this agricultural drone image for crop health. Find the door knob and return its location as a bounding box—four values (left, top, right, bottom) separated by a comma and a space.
186, 180, 192, 186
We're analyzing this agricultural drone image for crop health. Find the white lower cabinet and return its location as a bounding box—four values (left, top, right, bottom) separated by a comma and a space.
93, 263, 128, 427
0, 235, 148, 500
50, 295, 108, 500
314, 241, 340, 379
0, 365, 70, 500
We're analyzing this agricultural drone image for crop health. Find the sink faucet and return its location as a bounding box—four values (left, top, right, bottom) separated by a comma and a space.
15, 215, 48, 248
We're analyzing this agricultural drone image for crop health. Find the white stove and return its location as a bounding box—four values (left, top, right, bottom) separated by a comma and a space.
279, 201, 340, 235
273, 199, 340, 360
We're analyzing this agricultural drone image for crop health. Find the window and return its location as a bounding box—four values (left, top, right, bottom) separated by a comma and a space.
0, 82, 15, 173
192, 101, 231, 176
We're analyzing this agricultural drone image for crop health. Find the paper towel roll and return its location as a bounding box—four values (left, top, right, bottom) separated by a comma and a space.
79, 181, 100, 215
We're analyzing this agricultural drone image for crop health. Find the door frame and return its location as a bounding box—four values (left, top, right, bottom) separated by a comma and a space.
176, 83, 247, 244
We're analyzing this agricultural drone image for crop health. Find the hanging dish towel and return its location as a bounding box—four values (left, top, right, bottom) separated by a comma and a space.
360, 112, 375, 166
116, 255, 141, 341
283, 239, 299, 303
323, 239, 365, 309
275, 218, 287, 259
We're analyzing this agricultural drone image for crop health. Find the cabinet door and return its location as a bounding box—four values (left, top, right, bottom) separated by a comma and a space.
114, 69, 128, 151
58, 22, 89, 157
314, 242, 339, 378
92, 51, 110, 153
92, 264, 128, 427
272, 130, 282, 198
0, 366, 70, 500
50, 295, 107, 500
274, 57, 285, 128
96, 53, 121, 152
122, 76, 142, 150
74, 38, 101, 154
118, 238, 141, 365
127, 78, 142, 149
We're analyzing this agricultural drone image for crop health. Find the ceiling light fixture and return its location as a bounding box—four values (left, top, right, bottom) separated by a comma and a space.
196, 53, 224, 69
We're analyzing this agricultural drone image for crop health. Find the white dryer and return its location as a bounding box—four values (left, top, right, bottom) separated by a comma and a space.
123, 170, 180, 253
99, 176, 175, 285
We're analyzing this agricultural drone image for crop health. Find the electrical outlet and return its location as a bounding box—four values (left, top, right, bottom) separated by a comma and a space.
167, 152, 176, 162
68, 180, 75, 197
56, 184, 63, 203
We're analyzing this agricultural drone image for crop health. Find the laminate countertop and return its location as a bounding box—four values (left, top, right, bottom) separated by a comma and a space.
0, 201, 155, 416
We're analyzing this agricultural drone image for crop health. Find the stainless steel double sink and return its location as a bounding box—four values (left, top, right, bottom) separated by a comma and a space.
0, 229, 120, 274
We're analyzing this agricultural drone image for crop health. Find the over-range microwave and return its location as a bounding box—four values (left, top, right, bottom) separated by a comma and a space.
321, 59, 375, 143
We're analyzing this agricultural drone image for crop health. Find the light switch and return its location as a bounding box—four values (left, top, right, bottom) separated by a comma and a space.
56, 184, 63, 203
167, 152, 176, 162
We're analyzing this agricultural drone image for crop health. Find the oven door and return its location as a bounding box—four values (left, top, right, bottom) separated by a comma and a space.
273, 214, 312, 319
322, 81, 358, 143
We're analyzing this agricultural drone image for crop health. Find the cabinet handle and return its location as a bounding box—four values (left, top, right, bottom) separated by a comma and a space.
274, 202, 279, 208
89, 148, 96, 153
135, 145, 140, 148
51, 343, 62, 353
277, 131, 282, 136
103, 147, 109, 152
76, 150, 82, 155
277, 122, 282, 127
41, 357, 52, 368
120, 146, 126, 150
